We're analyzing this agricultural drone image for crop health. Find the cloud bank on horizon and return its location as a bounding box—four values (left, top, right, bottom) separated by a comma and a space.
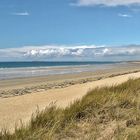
1, 45, 140, 61
75, 0, 140, 6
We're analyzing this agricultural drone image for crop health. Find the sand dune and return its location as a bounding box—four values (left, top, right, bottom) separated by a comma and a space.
1, 72, 140, 132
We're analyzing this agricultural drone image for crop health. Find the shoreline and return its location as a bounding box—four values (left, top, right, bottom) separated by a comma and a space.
0, 62, 119, 80
0, 61, 138, 81
0, 69, 140, 98
1, 63, 140, 98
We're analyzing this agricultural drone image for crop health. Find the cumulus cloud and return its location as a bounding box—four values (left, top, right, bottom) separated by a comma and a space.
12, 11, 29, 16
1, 45, 140, 61
75, 0, 140, 7
23, 45, 98, 58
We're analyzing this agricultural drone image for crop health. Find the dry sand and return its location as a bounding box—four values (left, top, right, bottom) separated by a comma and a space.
1, 71, 140, 132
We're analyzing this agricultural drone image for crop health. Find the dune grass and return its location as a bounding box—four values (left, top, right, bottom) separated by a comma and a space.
1, 78, 140, 140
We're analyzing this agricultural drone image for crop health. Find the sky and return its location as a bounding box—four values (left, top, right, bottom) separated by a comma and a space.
1, 0, 140, 61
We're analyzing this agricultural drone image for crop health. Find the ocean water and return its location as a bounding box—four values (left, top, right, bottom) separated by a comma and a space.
0, 61, 119, 80
0, 61, 117, 68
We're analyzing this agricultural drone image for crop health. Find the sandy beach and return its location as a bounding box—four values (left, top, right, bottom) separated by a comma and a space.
0, 62, 140, 132
2, 2, 140, 138
0, 62, 140, 95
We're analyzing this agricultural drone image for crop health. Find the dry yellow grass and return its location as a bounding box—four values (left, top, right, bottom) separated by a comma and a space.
1, 78, 140, 140
1, 71, 140, 133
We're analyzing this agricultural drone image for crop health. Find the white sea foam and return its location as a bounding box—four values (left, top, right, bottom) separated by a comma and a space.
0, 64, 114, 80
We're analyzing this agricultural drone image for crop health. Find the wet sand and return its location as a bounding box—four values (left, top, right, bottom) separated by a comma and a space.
0, 62, 140, 97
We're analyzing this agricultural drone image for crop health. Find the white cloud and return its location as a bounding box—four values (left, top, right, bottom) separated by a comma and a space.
12, 11, 29, 16
118, 13, 132, 17
1, 45, 140, 61
75, 0, 140, 7
23, 45, 99, 58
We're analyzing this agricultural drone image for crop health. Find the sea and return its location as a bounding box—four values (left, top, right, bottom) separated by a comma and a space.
0, 61, 121, 80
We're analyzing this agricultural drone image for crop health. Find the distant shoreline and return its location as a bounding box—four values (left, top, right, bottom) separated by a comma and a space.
0, 61, 140, 98
0, 61, 137, 80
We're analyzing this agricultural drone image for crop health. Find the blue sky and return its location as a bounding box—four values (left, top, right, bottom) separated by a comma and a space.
1, 0, 140, 61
